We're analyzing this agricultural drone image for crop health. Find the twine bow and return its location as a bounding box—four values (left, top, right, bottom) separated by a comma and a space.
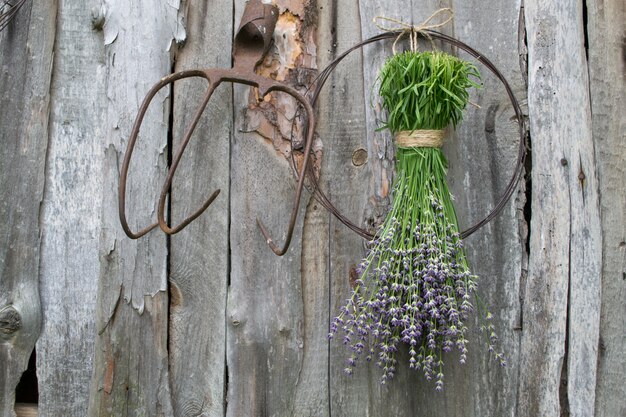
374, 8, 454, 54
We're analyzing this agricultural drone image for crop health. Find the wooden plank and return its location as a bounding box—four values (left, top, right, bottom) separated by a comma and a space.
438, 1, 525, 416
520, 1, 602, 416
36, 1, 104, 415
87, 1, 184, 415
226, 1, 317, 415
14, 403, 38, 417
0, 0, 55, 415
167, 1, 232, 416
587, 1, 626, 416
288, 8, 341, 416
226, 101, 307, 415
300, 2, 370, 416
321, 2, 382, 416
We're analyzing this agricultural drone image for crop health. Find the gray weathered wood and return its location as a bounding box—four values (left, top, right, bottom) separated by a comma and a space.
521, 1, 602, 416
307, 2, 372, 416
288, 5, 334, 414
0, 0, 55, 415
167, 1, 232, 416
442, 2, 525, 416
0, 0, 620, 416
87, 1, 184, 415
226, 1, 315, 415
587, 1, 626, 416
37, 1, 105, 415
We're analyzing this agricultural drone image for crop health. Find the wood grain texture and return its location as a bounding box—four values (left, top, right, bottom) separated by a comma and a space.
225, 1, 312, 415
314, 2, 372, 416
521, 1, 602, 417
443, 2, 525, 416
226, 111, 307, 416
14, 403, 38, 417
167, 0, 232, 416
37, 1, 105, 415
0, 0, 55, 415
320, 2, 415, 416
587, 1, 626, 416
87, 1, 184, 415
289, 7, 343, 414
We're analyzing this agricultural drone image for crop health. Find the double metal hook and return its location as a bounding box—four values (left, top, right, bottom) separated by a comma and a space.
119, 0, 316, 256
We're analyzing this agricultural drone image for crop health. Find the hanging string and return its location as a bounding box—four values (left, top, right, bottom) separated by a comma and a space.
373, 8, 454, 54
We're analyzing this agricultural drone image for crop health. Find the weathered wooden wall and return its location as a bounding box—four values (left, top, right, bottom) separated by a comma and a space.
0, 0, 55, 415
0, 0, 623, 416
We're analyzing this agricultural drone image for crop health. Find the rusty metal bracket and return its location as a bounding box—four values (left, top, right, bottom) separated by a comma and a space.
119, 0, 316, 256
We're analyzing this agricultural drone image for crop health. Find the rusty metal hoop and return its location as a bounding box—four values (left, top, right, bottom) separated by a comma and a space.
297, 30, 527, 240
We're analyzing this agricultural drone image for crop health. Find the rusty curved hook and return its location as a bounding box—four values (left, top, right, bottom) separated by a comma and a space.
119, 69, 209, 239
155, 73, 316, 256
119, 0, 317, 256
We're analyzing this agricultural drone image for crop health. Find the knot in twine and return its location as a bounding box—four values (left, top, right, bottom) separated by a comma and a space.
374, 8, 454, 54
395, 130, 446, 148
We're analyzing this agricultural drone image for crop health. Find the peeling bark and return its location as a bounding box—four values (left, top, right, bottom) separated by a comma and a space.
245, 0, 322, 176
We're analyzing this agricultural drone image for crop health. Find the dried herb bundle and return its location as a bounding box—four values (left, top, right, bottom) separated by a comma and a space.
329, 51, 505, 390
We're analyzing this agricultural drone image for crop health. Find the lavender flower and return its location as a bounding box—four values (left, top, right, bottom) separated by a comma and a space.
329, 171, 505, 390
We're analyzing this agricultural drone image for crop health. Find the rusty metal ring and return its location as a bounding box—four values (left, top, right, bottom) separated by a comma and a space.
298, 30, 526, 240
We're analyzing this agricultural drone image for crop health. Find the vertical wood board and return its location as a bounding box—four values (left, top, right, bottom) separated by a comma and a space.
37, 0, 105, 415
0, 1, 56, 415
521, 2, 602, 417
316, 2, 372, 416
587, 1, 626, 416
168, 0, 232, 415
226, 1, 311, 415
87, 1, 184, 415
444, 1, 525, 416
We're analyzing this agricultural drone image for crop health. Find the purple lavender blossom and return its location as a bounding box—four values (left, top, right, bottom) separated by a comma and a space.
328, 192, 505, 390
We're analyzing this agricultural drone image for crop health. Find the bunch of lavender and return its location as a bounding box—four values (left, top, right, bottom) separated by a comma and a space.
329, 51, 505, 390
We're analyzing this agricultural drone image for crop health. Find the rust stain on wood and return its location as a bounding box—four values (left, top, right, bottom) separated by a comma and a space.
103, 340, 115, 395
349, 265, 358, 288
169, 281, 182, 309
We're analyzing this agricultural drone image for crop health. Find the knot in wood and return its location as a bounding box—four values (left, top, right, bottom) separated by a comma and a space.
0, 305, 22, 335
351, 148, 368, 166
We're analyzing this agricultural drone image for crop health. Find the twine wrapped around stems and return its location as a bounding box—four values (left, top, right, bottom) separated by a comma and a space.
373, 8, 454, 54
395, 129, 445, 148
